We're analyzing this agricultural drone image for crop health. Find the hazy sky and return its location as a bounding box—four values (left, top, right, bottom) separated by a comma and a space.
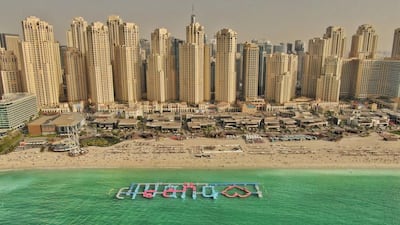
1, 0, 399, 51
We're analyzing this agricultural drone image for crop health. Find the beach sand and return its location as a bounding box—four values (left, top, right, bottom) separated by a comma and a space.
1, 132, 399, 170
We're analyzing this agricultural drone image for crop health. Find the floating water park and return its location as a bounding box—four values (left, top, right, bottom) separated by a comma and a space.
116, 182, 263, 200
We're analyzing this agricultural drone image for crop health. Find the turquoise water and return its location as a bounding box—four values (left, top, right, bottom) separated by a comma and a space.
0, 169, 399, 225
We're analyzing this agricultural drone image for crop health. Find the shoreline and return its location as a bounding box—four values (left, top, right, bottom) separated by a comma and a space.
1, 132, 399, 171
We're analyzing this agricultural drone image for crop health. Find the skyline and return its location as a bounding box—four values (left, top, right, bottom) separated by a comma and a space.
0, 0, 399, 52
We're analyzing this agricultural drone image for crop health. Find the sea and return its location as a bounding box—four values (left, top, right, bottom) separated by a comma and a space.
0, 169, 399, 225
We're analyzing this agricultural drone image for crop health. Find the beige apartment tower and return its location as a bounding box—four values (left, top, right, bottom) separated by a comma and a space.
391, 28, 400, 59
265, 53, 298, 104
20, 16, 62, 107
65, 17, 88, 103
243, 42, 259, 101
323, 26, 346, 57
203, 44, 212, 102
64, 48, 87, 102
0, 48, 21, 96
301, 38, 329, 98
147, 28, 177, 102
0, 33, 22, 70
316, 56, 342, 102
349, 24, 378, 59
66, 17, 88, 53
86, 22, 114, 107
114, 22, 141, 106
215, 28, 237, 104
107, 15, 122, 62
179, 14, 205, 104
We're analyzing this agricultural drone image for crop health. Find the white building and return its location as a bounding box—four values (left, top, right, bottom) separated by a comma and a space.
0, 93, 37, 130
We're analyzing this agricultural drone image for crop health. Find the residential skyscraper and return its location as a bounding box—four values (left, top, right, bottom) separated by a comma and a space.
20, 16, 62, 107
265, 53, 298, 104
339, 58, 400, 99
242, 42, 259, 101
114, 22, 141, 105
107, 15, 122, 62
0, 48, 21, 96
339, 58, 359, 98
65, 17, 88, 103
349, 24, 378, 59
86, 22, 114, 107
66, 17, 88, 53
215, 28, 237, 104
294, 40, 304, 53
324, 26, 346, 57
316, 56, 342, 102
354, 59, 400, 98
287, 43, 293, 54
0, 33, 22, 70
147, 28, 172, 102
204, 43, 212, 101
391, 28, 400, 59
171, 37, 183, 99
64, 48, 87, 102
179, 13, 205, 104
301, 37, 329, 98
235, 43, 244, 99
302, 26, 346, 100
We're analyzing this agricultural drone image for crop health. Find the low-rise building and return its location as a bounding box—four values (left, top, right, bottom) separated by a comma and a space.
0, 93, 37, 130
264, 117, 280, 131
27, 113, 85, 136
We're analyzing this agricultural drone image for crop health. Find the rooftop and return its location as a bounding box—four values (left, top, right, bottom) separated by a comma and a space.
0, 93, 36, 104
51, 113, 84, 126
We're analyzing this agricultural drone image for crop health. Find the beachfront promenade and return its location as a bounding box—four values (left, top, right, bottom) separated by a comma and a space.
1, 132, 399, 170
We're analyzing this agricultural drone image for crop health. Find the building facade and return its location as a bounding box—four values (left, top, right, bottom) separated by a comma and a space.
20, 16, 62, 107
349, 24, 378, 59
215, 28, 237, 104
0, 93, 37, 130
265, 53, 298, 104
323, 26, 346, 57
0, 48, 21, 96
86, 22, 114, 107
242, 42, 259, 101
316, 56, 342, 102
301, 38, 329, 98
114, 22, 141, 106
147, 28, 177, 102
391, 28, 400, 59
65, 17, 89, 103
0, 33, 22, 70
179, 14, 205, 104
64, 48, 87, 102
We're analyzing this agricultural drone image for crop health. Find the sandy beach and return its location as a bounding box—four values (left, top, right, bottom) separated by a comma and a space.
0, 132, 399, 170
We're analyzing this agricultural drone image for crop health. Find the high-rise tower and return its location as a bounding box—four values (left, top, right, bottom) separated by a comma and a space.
179, 13, 205, 104
114, 22, 141, 105
265, 53, 298, 104
65, 17, 88, 103
147, 28, 175, 102
302, 26, 346, 101
86, 22, 114, 107
215, 28, 237, 104
391, 28, 400, 59
107, 15, 122, 62
20, 16, 62, 107
324, 26, 346, 57
242, 42, 259, 101
0, 48, 21, 96
349, 24, 378, 59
